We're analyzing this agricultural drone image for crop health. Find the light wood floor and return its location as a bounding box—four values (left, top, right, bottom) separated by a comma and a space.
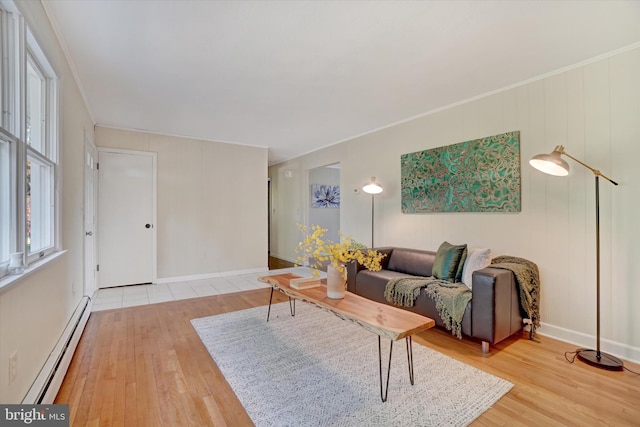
56, 287, 640, 426
267, 256, 295, 270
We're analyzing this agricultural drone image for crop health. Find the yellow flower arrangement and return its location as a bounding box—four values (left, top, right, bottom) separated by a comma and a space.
295, 224, 385, 280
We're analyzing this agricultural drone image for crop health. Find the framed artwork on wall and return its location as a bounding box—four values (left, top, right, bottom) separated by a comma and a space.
311, 184, 340, 208
401, 131, 521, 213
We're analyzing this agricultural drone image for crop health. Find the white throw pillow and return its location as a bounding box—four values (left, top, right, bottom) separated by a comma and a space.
461, 248, 492, 289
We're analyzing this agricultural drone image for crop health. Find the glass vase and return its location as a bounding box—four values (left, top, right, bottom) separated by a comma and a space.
326, 264, 346, 299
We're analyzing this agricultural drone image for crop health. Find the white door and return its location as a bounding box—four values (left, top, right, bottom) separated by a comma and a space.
98, 149, 156, 288
83, 137, 98, 296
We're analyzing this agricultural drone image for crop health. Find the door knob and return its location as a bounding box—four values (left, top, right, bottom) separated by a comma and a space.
145, 224, 151, 229
85, 231, 93, 236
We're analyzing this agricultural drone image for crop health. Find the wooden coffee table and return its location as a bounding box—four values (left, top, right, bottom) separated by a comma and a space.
259, 272, 435, 402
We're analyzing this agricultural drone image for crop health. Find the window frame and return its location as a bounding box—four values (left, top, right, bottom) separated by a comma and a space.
26, 148, 55, 260
0, 128, 17, 276
26, 51, 48, 155
0, 5, 19, 278
0, 1, 59, 279
24, 41, 57, 263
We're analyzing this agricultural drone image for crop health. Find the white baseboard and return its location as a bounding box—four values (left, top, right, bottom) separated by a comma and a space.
538, 322, 640, 365
155, 267, 268, 285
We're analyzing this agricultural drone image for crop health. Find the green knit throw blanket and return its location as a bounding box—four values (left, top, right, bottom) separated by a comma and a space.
491, 255, 541, 337
384, 277, 472, 339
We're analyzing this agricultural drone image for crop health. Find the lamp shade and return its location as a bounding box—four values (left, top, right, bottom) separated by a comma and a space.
529, 145, 570, 176
362, 177, 383, 194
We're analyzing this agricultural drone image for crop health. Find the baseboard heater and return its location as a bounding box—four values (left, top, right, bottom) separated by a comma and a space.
22, 295, 92, 404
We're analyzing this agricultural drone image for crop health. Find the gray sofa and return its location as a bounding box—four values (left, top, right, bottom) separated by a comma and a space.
345, 247, 524, 352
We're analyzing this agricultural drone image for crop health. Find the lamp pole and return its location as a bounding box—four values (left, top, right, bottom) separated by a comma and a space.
595, 176, 601, 361
530, 146, 622, 371
362, 177, 383, 249
370, 193, 375, 248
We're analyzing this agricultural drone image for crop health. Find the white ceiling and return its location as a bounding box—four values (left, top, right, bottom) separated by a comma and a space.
42, 1, 640, 165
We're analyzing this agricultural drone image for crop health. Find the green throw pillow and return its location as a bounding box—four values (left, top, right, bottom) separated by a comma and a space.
455, 245, 468, 282
432, 241, 468, 282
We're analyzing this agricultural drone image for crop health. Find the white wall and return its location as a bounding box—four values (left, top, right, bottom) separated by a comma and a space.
0, 2, 94, 403
95, 127, 268, 279
269, 46, 640, 362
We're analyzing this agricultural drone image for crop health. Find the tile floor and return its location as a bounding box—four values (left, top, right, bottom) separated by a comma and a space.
91, 266, 316, 311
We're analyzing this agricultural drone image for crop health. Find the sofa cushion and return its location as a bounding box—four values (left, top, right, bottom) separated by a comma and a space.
461, 247, 492, 289
432, 241, 467, 282
358, 269, 415, 286
355, 269, 416, 304
386, 248, 435, 277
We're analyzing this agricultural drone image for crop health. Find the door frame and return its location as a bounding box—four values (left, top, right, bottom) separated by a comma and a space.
267, 177, 271, 257
97, 147, 158, 287
83, 131, 98, 297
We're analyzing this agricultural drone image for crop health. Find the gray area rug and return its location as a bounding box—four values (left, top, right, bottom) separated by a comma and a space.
191, 302, 513, 427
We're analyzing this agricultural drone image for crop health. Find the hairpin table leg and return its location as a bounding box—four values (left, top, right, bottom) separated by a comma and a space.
379, 336, 415, 402
267, 288, 295, 322
266, 288, 274, 322
289, 297, 296, 317
406, 336, 414, 385
378, 336, 394, 402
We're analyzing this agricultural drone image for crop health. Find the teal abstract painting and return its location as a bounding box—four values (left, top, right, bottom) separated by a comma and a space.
401, 131, 521, 213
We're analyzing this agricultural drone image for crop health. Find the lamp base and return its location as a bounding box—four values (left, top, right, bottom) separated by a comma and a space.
575, 348, 624, 371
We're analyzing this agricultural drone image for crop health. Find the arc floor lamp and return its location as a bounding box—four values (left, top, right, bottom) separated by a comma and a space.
529, 145, 623, 371
362, 177, 383, 248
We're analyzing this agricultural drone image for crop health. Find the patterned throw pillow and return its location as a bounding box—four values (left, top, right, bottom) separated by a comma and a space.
432, 241, 468, 282
461, 248, 492, 289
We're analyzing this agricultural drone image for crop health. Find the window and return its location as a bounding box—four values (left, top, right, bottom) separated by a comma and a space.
27, 154, 54, 255
0, 133, 11, 272
26, 55, 47, 153
0, 6, 16, 277
0, 2, 58, 279
25, 51, 56, 260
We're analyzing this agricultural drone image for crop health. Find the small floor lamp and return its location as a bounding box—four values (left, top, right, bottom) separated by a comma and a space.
362, 177, 383, 248
529, 145, 623, 371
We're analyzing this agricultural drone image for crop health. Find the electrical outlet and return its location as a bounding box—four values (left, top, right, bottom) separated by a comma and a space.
9, 351, 17, 385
